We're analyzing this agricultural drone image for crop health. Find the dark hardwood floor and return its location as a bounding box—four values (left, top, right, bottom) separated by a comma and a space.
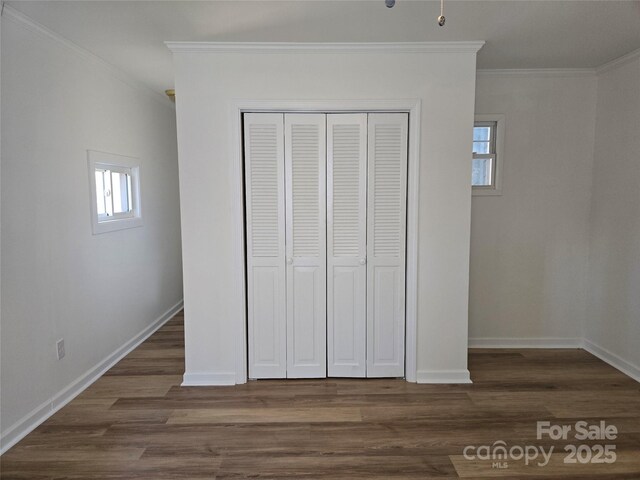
2, 311, 639, 479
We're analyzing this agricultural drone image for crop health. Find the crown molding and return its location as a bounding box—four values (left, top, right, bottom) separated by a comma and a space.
597, 47, 640, 75
477, 48, 640, 78
165, 41, 485, 55
477, 68, 596, 78
2, 5, 174, 111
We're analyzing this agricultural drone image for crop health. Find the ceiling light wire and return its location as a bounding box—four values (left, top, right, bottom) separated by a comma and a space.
438, 0, 446, 26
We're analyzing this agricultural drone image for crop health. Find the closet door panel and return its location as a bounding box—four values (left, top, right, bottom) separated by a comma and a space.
327, 114, 367, 377
245, 113, 286, 379
366, 113, 408, 378
285, 114, 327, 378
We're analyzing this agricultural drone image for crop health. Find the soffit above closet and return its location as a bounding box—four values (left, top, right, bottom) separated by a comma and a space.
8, 1, 640, 96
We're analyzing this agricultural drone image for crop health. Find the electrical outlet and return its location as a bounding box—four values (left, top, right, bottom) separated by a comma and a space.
56, 338, 65, 360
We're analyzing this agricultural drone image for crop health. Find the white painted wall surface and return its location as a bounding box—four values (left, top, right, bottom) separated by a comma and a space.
171, 45, 480, 384
1, 14, 183, 449
585, 54, 640, 375
471, 73, 597, 345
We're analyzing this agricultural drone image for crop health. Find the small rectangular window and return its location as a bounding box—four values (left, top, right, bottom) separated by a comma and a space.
95, 167, 133, 219
473, 115, 504, 196
88, 151, 142, 234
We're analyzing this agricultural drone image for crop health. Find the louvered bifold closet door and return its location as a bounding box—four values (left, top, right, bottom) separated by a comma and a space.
366, 113, 408, 378
245, 113, 287, 379
327, 114, 368, 377
284, 114, 327, 378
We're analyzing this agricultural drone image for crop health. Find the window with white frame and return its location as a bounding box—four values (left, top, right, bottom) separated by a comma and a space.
88, 151, 142, 234
472, 115, 504, 195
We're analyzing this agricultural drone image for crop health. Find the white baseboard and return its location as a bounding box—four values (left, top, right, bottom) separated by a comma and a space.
582, 339, 640, 383
416, 369, 472, 384
182, 372, 237, 386
0, 300, 184, 455
469, 337, 582, 348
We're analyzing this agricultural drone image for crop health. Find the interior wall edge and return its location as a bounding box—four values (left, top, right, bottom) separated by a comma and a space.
0, 4, 173, 111
0, 299, 184, 455
596, 46, 640, 75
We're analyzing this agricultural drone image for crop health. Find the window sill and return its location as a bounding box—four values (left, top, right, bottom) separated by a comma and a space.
92, 216, 143, 234
472, 187, 502, 197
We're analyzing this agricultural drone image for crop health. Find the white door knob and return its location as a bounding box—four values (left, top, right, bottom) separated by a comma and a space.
359, 257, 366, 265
286, 257, 293, 265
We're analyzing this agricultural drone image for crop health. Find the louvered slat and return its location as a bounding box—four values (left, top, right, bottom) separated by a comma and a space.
332, 124, 362, 256
291, 124, 321, 257
372, 124, 403, 257
249, 124, 280, 257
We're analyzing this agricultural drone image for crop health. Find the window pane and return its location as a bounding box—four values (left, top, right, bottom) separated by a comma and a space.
473, 126, 491, 141
111, 172, 131, 214
472, 157, 492, 186
127, 175, 132, 211
112, 172, 123, 213
103, 169, 113, 217
95, 170, 106, 216
473, 141, 490, 154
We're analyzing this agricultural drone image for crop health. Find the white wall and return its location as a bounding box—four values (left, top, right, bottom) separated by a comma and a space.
171, 44, 481, 384
471, 56, 640, 381
471, 73, 597, 345
584, 54, 640, 377
1, 12, 183, 450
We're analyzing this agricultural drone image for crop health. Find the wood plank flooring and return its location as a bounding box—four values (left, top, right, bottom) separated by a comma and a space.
2, 311, 639, 479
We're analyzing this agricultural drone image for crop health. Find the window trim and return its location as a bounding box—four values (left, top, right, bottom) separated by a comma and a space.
88, 150, 142, 234
473, 114, 505, 196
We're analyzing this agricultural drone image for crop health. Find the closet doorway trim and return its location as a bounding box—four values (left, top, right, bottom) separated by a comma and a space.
230, 99, 421, 384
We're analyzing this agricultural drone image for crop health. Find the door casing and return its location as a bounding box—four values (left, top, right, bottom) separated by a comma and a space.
230, 99, 422, 383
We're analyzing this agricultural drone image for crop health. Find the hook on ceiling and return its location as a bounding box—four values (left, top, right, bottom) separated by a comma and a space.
384, 0, 447, 27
